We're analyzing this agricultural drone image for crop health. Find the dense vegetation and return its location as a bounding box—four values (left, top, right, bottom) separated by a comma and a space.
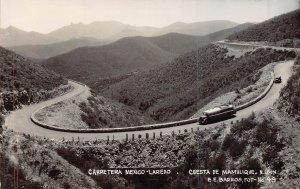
0, 47, 68, 112
79, 94, 154, 128
0, 47, 65, 91
228, 9, 300, 45
279, 55, 300, 118
103, 44, 296, 122
87, 74, 133, 92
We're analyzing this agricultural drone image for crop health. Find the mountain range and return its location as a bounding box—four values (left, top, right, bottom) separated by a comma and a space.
8, 37, 106, 59
0, 26, 59, 47
0, 20, 238, 47
42, 23, 253, 83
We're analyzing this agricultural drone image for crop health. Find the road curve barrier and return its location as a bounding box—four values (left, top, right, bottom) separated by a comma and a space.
235, 71, 274, 111
30, 72, 274, 133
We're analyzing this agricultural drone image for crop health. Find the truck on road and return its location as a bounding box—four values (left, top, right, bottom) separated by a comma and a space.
198, 105, 236, 125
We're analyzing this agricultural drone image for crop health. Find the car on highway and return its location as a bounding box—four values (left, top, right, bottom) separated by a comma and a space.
198, 105, 237, 125
274, 76, 282, 83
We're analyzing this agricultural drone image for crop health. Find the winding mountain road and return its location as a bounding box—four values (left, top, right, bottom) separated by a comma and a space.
4, 46, 296, 141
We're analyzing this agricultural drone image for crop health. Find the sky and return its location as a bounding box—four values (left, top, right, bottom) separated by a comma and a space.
1, 0, 299, 33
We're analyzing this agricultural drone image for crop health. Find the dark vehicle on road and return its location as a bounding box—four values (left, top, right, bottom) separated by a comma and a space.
274, 76, 282, 83
198, 105, 237, 125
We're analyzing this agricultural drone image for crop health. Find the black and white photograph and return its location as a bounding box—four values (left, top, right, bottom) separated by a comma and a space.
0, 0, 300, 188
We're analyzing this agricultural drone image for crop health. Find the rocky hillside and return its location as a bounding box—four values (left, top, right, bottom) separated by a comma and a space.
0, 47, 67, 111
227, 9, 300, 47
102, 44, 296, 122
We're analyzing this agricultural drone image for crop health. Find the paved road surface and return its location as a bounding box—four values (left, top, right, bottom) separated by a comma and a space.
216, 41, 300, 52
4, 56, 295, 141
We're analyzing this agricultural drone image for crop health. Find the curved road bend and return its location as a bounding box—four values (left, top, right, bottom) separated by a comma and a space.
5, 60, 294, 141
216, 41, 300, 52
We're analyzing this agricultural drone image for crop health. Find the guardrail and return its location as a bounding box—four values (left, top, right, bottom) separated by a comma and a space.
235, 71, 274, 111
30, 116, 198, 133
31, 72, 274, 133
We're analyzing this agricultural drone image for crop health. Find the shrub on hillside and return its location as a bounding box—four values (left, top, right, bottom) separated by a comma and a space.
230, 114, 256, 136
228, 139, 247, 159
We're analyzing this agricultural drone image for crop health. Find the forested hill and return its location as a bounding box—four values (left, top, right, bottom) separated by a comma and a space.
0, 47, 65, 91
227, 9, 300, 46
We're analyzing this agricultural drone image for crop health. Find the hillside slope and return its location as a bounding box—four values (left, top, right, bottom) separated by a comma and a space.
146, 33, 208, 54
206, 23, 253, 41
227, 9, 300, 46
0, 47, 67, 111
43, 36, 176, 82
279, 55, 300, 117
8, 38, 106, 59
102, 44, 296, 122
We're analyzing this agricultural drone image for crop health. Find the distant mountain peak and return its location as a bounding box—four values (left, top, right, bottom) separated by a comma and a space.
6, 25, 22, 32
90, 20, 124, 25
70, 22, 84, 26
